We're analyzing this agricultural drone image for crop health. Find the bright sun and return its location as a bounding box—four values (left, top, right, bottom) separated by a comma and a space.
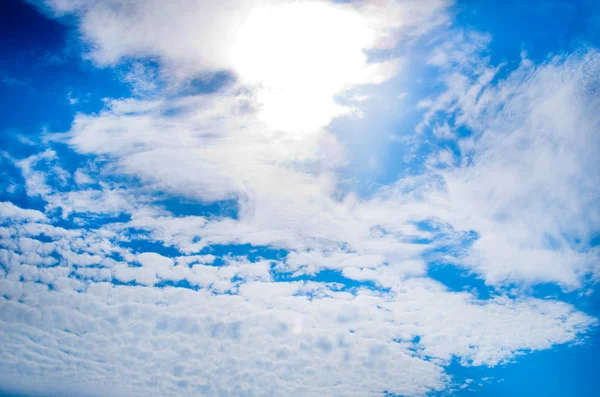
229, 1, 377, 134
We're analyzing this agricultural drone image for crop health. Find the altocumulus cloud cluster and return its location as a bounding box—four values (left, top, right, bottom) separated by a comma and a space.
0, 0, 599, 396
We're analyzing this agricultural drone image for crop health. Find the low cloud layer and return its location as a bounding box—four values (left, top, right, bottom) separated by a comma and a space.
1, 1, 599, 396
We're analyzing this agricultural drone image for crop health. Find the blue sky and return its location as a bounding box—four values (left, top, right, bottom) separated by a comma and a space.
1, 0, 599, 396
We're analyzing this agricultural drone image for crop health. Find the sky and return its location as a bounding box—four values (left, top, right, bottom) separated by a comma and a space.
0, 0, 599, 396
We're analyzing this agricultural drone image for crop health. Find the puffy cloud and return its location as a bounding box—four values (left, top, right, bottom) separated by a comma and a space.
0, 270, 595, 397
0, 202, 47, 223
0, 202, 597, 397
15, 42, 600, 289
2, 1, 599, 396
36, 0, 450, 133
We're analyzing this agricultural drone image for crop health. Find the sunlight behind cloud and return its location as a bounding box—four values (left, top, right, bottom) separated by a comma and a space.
229, 1, 377, 133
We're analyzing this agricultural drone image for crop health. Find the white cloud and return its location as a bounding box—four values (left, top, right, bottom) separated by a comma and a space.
410, 44, 600, 288
15, 151, 136, 219
2, 1, 599, 396
1, 275, 597, 397
0, 251, 595, 397
0, 202, 47, 223
0, 189, 596, 397
28, 43, 600, 290
39, 0, 449, 133
74, 168, 94, 185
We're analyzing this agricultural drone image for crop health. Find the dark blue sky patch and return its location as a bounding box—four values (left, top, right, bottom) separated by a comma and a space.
0, 0, 67, 62
524, 280, 600, 318
157, 196, 239, 219
419, 223, 493, 299
0, 0, 131, 133
119, 236, 183, 258
427, 263, 495, 300
438, 330, 600, 397
455, 0, 600, 65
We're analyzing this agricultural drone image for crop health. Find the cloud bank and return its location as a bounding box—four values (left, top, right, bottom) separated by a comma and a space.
1, 1, 599, 396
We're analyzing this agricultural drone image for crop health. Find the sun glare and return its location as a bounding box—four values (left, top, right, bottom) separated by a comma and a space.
229, 2, 376, 133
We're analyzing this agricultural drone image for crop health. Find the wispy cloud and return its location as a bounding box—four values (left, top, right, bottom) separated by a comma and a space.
1, 1, 599, 396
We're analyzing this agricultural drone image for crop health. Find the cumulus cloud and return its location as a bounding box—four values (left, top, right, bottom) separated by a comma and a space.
0, 204, 595, 396
36, 0, 449, 133
0, 202, 47, 223
1, 1, 599, 396
51, 47, 600, 288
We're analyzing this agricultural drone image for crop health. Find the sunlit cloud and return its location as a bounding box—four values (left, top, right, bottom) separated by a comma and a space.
229, 1, 377, 132
2, 1, 600, 397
